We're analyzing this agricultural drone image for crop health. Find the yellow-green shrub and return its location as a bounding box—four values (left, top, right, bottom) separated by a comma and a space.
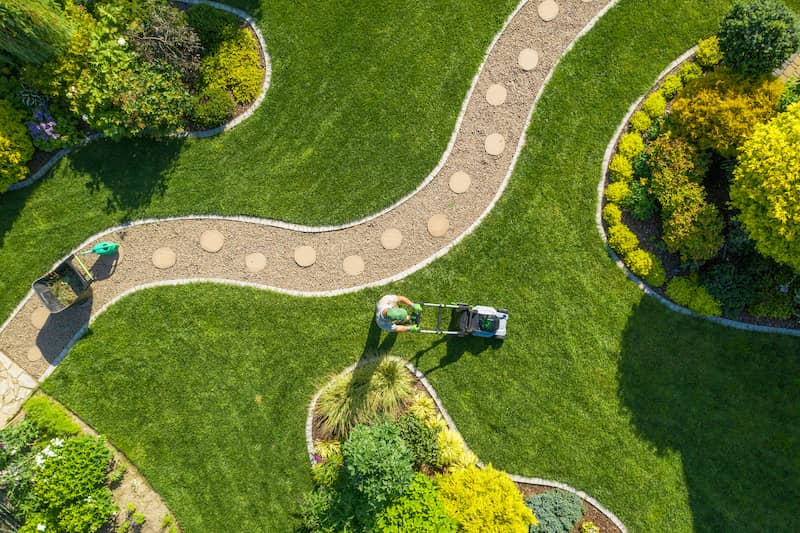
608, 224, 639, 255
661, 74, 683, 99
617, 132, 644, 159
642, 91, 667, 118
407, 392, 446, 431
602, 203, 623, 226
645, 257, 666, 287
629, 110, 652, 133
437, 429, 477, 470
663, 202, 725, 263
437, 465, 537, 533
0, 98, 34, 190
608, 153, 633, 182
695, 36, 722, 69
671, 69, 784, 158
730, 102, 800, 271
678, 61, 703, 84
604, 181, 630, 204
666, 275, 722, 316
624, 248, 666, 287
200, 28, 262, 104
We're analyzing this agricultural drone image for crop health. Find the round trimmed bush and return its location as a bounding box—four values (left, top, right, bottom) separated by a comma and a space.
602, 203, 623, 226
526, 489, 584, 533
718, 0, 800, 76
604, 181, 630, 204
660, 74, 683, 99
679, 61, 703, 84
617, 132, 644, 159
608, 224, 639, 255
608, 154, 633, 182
629, 110, 652, 133
191, 86, 235, 129
695, 36, 723, 69
375, 473, 457, 532
641, 91, 667, 118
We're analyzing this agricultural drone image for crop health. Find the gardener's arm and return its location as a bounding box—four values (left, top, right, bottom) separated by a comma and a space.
396, 295, 414, 307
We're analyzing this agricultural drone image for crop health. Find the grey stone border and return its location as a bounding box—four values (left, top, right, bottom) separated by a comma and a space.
595, 46, 800, 338
304, 355, 627, 533
7, 0, 271, 192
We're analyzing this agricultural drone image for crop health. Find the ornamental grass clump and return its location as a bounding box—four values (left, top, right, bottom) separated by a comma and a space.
436, 428, 478, 470
316, 358, 413, 440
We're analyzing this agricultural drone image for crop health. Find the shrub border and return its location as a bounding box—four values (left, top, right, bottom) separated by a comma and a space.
595, 46, 800, 338
304, 354, 628, 533
7, 0, 272, 192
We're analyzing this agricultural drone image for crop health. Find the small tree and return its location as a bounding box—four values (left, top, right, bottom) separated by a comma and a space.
0, 0, 72, 66
730, 101, 800, 271
718, 0, 800, 76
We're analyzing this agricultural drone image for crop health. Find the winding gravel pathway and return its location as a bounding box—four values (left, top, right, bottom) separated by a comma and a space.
0, 0, 613, 422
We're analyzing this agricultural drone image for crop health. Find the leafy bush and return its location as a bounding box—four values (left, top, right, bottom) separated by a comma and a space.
200, 28, 262, 104
126, 0, 202, 82
718, 0, 800, 76
670, 68, 784, 157
749, 292, 794, 319
406, 392, 447, 431
341, 421, 414, 514
397, 413, 441, 469
608, 224, 639, 255
436, 429, 478, 470
629, 110, 652, 133
679, 61, 703, 84
602, 203, 622, 226
623, 180, 658, 221
22, 435, 117, 533
641, 91, 667, 118
661, 74, 683, 99
779, 77, 800, 110
663, 202, 725, 264
0, 420, 39, 470
23, 396, 80, 438
186, 3, 239, 50
695, 36, 723, 69
375, 473, 457, 532
645, 256, 667, 287
666, 275, 723, 316
316, 358, 413, 440
298, 488, 335, 533
0, 98, 33, 190
604, 181, 630, 204
312, 441, 343, 489
701, 262, 756, 316
526, 490, 584, 533
437, 464, 537, 533
645, 132, 707, 196
190, 85, 235, 129
730, 102, 800, 271
624, 248, 667, 287
608, 154, 633, 182
617, 132, 644, 159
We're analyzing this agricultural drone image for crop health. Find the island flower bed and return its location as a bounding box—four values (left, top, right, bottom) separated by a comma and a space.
600, 0, 800, 329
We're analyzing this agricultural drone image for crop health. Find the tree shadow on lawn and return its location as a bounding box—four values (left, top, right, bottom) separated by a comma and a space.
618, 297, 800, 532
0, 176, 41, 247
73, 138, 183, 221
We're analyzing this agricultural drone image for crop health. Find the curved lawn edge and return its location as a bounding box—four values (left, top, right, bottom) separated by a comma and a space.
304, 355, 628, 533
7, 0, 273, 193
594, 46, 800, 338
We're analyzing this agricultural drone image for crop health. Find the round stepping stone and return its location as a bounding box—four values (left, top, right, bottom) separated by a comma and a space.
518, 48, 539, 71
449, 171, 471, 194
343, 255, 364, 276
245, 253, 267, 273
152, 247, 176, 269
200, 230, 224, 253
26, 347, 42, 363
294, 246, 316, 267
30, 308, 49, 330
485, 133, 506, 156
380, 229, 403, 250
538, 0, 559, 21
485, 84, 507, 106
427, 214, 449, 237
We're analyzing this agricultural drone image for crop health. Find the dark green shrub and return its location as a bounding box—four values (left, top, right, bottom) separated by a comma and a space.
200, 28, 262, 104
526, 489, 584, 533
23, 396, 80, 438
700, 262, 757, 316
190, 86, 235, 129
718, 0, 800, 76
341, 421, 414, 513
779, 77, 800, 110
375, 473, 457, 532
397, 413, 441, 469
298, 488, 336, 533
186, 4, 239, 50
623, 180, 658, 221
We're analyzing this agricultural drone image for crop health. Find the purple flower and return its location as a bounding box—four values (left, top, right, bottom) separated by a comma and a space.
26, 107, 61, 142
312, 454, 324, 464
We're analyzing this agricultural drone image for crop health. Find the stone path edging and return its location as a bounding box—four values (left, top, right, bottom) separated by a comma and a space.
305, 355, 627, 533
595, 46, 800, 338
7, 0, 271, 193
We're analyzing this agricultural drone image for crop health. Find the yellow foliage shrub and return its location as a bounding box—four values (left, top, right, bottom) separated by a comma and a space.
617, 132, 644, 159
604, 181, 630, 204
608, 154, 633, 182
437, 429, 477, 470
608, 224, 639, 255
629, 110, 652, 133
602, 203, 623, 226
642, 91, 667, 118
695, 36, 722, 69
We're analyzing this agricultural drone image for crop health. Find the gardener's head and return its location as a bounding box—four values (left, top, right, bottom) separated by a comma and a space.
387, 307, 408, 323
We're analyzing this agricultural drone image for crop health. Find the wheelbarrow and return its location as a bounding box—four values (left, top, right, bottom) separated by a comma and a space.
32, 242, 119, 313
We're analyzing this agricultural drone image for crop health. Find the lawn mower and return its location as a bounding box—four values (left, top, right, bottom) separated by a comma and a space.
410, 302, 508, 339
32, 242, 119, 313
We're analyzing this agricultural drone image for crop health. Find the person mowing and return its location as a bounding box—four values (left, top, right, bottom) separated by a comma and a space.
375, 294, 422, 333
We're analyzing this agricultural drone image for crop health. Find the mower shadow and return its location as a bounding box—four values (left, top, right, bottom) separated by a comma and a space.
410, 311, 502, 375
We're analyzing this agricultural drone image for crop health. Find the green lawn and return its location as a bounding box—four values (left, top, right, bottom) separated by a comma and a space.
30, 0, 800, 531
0, 0, 516, 324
